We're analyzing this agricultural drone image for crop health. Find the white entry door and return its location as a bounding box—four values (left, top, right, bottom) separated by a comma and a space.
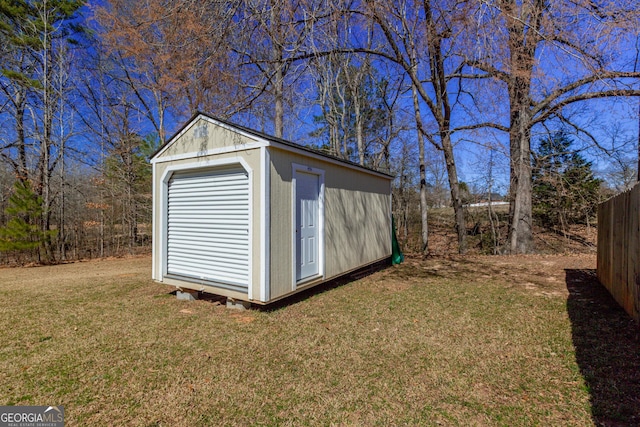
296, 171, 320, 281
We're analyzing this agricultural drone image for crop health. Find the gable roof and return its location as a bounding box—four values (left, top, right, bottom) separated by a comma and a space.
151, 112, 394, 179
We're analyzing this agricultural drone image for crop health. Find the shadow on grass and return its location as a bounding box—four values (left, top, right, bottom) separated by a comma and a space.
167, 259, 392, 311
258, 258, 392, 312
565, 269, 640, 426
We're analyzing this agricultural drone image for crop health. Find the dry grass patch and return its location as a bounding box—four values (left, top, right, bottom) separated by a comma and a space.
0, 253, 632, 426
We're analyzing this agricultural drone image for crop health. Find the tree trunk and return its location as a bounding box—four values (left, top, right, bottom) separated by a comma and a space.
16, 90, 28, 182
503, 0, 540, 254
411, 84, 429, 255
331, 119, 339, 156
59, 134, 66, 260
41, 116, 53, 262
425, 1, 466, 254
488, 199, 498, 255
487, 150, 499, 254
355, 93, 364, 166
123, 150, 137, 254
419, 156, 429, 255
271, 0, 284, 139
507, 110, 534, 254
442, 134, 467, 254
274, 63, 284, 138
39, 92, 53, 261
99, 207, 105, 258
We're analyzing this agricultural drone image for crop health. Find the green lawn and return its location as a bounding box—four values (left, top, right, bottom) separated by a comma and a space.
0, 254, 627, 426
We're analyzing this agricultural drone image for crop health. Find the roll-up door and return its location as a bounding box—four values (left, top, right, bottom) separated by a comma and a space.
166, 166, 249, 292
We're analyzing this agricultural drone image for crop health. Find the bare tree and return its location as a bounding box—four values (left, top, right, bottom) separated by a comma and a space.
91, 0, 244, 136
359, 0, 479, 254
0, 0, 84, 262
392, 137, 418, 244
74, 43, 155, 255
466, 0, 640, 253
308, 53, 353, 158
233, 0, 322, 138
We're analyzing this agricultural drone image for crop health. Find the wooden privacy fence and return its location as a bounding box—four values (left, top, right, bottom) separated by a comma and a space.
597, 182, 640, 322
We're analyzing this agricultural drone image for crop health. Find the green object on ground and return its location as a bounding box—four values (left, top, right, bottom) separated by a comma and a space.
391, 217, 404, 265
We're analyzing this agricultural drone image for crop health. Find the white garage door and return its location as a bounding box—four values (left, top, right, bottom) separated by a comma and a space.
166, 166, 249, 292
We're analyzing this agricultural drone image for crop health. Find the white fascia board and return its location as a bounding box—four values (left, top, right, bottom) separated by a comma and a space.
259, 146, 271, 302
268, 140, 393, 180
151, 142, 265, 164
151, 161, 158, 281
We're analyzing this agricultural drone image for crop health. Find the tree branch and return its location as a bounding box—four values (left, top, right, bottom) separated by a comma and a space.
453, 122, 510, 133
532, 86, 640, 126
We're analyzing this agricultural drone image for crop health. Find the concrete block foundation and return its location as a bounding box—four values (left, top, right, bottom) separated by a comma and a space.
177, 289, 199, 301
226, 298, 251, 310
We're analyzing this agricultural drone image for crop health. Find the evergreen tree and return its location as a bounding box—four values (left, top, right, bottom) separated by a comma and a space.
532, 132, 601, 230
0, 180, 57, 259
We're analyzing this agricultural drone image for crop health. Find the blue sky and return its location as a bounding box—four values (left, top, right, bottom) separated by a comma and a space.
3, 0, 638, 197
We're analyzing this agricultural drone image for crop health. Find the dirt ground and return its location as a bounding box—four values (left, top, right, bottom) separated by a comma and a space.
405, 252, 597, 296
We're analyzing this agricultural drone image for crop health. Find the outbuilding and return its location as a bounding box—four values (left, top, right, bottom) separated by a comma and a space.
151, 112, 393, 305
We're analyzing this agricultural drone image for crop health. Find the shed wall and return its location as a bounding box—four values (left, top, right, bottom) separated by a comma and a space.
153, 133, 263, 300
269, 147, 392, 299
153, 115, 392, 303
